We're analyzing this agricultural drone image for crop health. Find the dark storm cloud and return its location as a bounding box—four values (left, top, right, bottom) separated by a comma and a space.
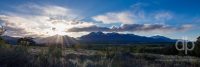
67, 26, 110, 32
67, 24, 192, 32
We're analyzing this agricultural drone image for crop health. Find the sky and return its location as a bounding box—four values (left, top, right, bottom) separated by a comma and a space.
0, 0, 199, 41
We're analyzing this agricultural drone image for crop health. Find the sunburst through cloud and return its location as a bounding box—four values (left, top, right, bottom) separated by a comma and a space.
0, 0, 200, 67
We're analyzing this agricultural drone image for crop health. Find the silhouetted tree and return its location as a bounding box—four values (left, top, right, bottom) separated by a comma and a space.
17, 37, 35, 46
193, 36, 200, 57
197, 36, 200, 43
0, 25, 9, 48
0, 25, 6, 36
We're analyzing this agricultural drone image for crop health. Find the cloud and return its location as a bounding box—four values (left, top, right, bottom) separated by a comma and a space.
67, 24, 192, 33
92, 11, 134, 24
0, 3, 194, 37
17, 4, 74, 16
42, 6, 70, 16
92, 2, 174, 24
92, 10, 173, 24
0, 4, 94, 37
154, 12, 173, 22
67, 25, 110, 32
131, 2, 148, 9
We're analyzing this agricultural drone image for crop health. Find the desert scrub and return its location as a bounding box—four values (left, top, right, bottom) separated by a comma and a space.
46, 45, 65, 66
0, 45, 33, 67
30, 45, 65, 67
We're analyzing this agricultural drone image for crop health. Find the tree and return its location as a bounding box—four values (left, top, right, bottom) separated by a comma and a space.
193, 36, 200, 57
197, 36, 200, 43
17, 37, 35, 46
0, 25, 9, 48
0, 25, 6, 36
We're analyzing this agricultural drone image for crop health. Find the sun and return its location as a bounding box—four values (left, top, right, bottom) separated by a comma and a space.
50, 23, 68, 35
43, 22, 75, 36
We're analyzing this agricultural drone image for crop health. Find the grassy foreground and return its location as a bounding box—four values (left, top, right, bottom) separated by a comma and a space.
1, 43, 200, 67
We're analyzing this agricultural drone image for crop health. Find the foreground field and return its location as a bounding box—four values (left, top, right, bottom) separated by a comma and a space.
0, 45, 200, 67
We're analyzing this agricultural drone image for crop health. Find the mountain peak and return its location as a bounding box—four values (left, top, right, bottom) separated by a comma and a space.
90, 31, 104, 35
151, 35, 167, 38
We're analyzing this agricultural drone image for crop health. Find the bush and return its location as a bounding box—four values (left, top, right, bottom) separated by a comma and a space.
0, 37, 11, 48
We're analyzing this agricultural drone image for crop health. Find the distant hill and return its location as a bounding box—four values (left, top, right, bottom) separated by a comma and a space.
78, 32, 177, 44
1, 35, 78, 46
34, 35, 79, 46
1, 36, 19, 45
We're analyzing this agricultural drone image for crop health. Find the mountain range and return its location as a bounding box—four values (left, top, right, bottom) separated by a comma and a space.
1, 32, 177, 45
78, 32, 177, 44
1, 36, 19, 45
